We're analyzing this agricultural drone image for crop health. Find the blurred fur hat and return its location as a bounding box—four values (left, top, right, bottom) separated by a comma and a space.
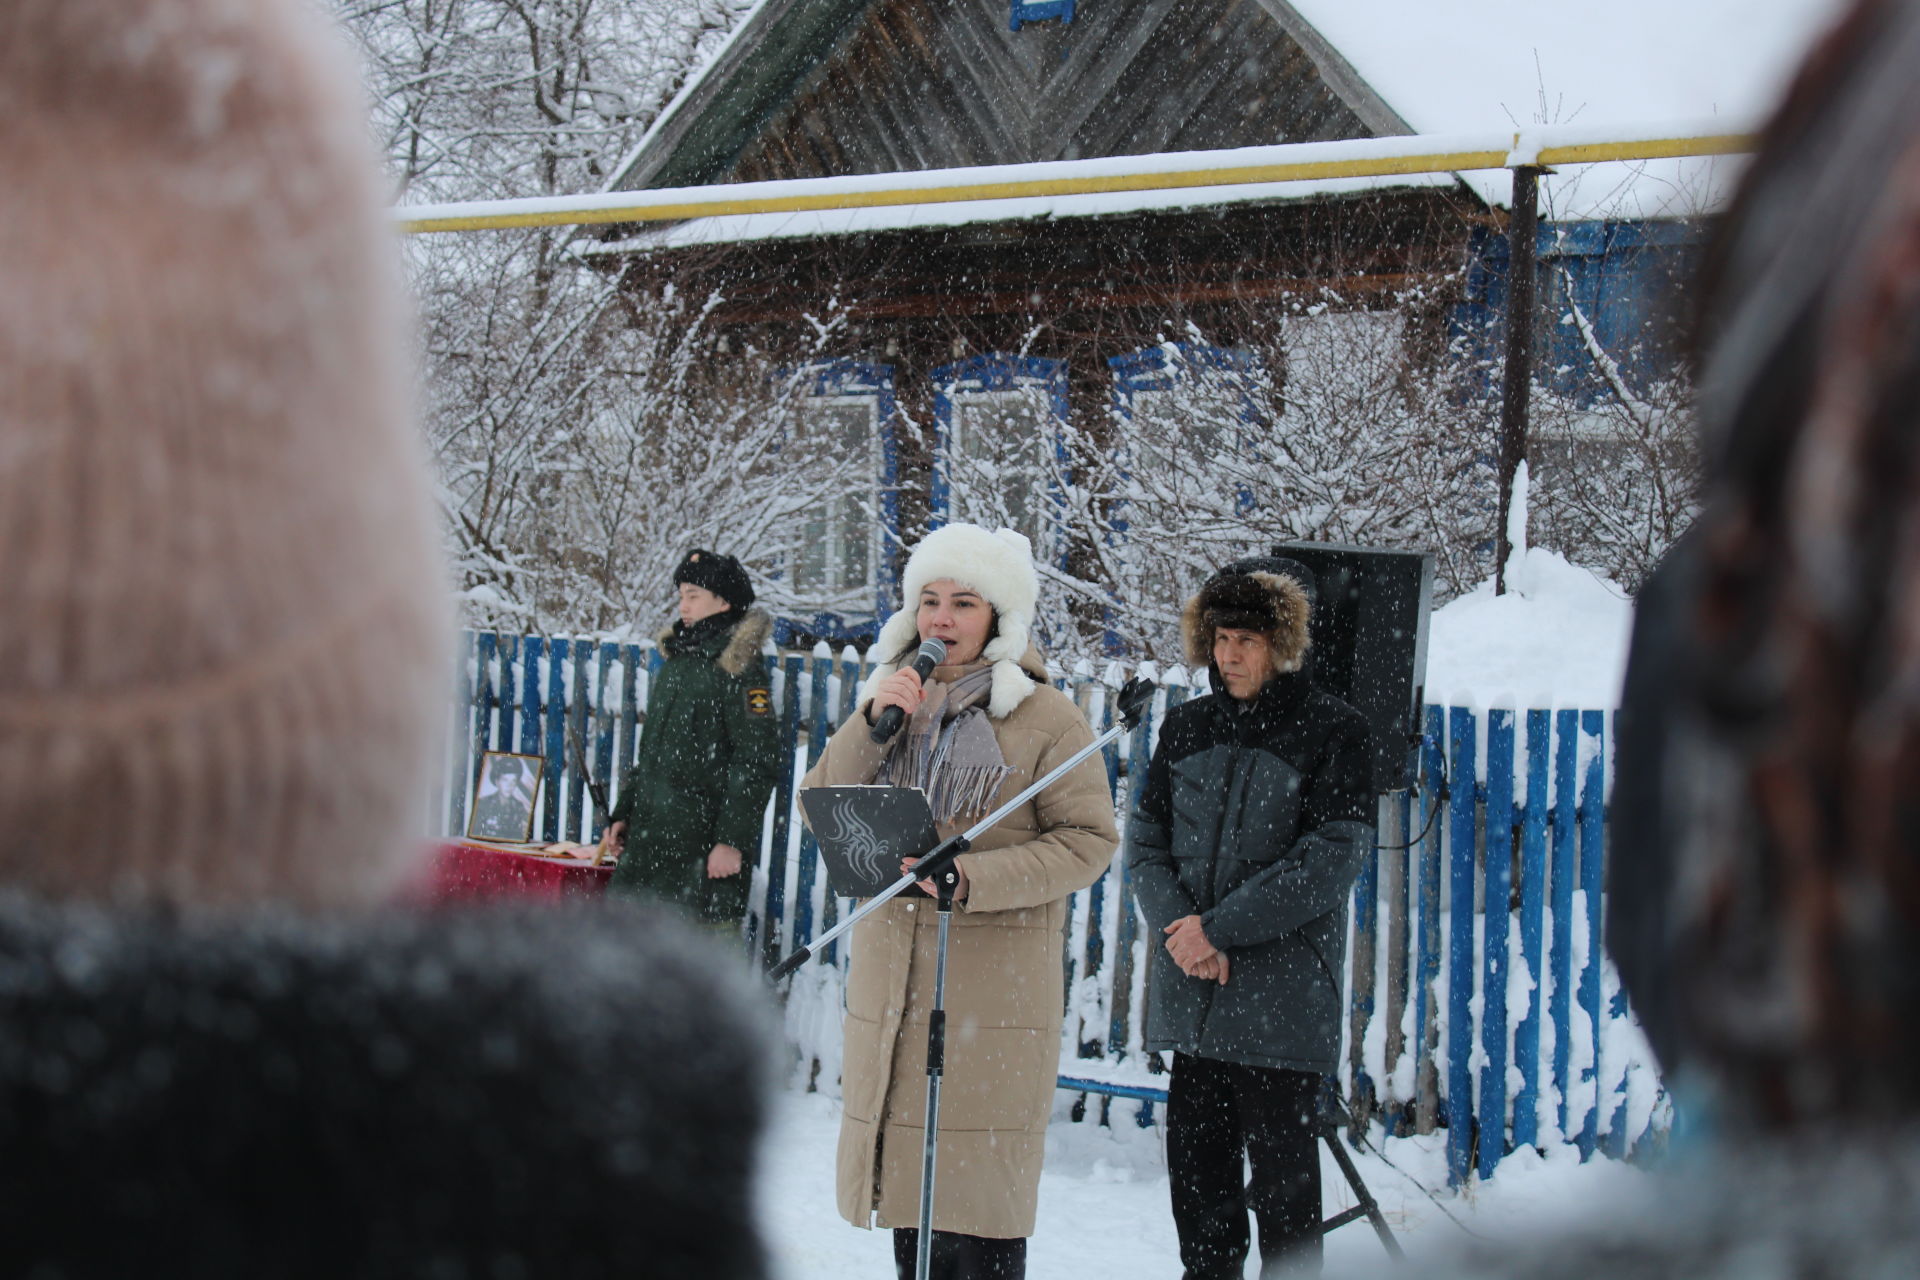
0, 0, 452, 909
1181, 557, 1313, 679
863, 523, 1040, 718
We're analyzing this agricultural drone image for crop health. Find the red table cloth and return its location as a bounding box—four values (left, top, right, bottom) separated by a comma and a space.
424, 841, 613, 902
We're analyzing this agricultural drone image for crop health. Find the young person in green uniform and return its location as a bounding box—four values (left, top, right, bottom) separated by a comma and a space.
601, 551, 782, 927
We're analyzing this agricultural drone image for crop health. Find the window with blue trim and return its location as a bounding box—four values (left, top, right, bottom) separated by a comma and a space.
1106, 342, 1269, 654
780, 361, 899, 644
931, 355, 1069, 566
1110, 342, 1266, 513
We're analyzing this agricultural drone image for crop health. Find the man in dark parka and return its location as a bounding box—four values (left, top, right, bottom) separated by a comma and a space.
1127, 558, 1375, 1280
605, 551, 782, 925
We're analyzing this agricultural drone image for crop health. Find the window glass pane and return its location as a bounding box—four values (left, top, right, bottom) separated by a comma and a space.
793, 395, 877, 600
950, 389, 1052, 549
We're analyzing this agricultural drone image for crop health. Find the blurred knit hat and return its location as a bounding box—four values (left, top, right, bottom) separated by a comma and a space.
863, 523, 1040, 718
0, 0, 452, 909
673, 549, 753, 612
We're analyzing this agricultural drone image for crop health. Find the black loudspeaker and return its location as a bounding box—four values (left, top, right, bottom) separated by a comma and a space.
1274, 542, 1433, 793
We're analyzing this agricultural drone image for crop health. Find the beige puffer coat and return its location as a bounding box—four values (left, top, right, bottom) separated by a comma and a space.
801, 646, 1118, 1238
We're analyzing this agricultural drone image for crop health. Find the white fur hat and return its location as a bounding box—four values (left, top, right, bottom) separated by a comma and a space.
862, 524, 1040, 718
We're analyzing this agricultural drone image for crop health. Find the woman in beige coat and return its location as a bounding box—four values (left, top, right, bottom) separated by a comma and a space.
803, 523, 1119, 1280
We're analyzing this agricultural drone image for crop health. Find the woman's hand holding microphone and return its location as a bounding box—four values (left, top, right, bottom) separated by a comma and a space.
868, 667, 928, 722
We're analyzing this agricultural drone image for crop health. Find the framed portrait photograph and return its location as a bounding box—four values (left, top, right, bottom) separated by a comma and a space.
466, 750, 544, 843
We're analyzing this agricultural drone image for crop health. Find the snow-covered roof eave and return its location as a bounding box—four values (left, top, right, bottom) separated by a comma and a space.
577, 170, 1472, 256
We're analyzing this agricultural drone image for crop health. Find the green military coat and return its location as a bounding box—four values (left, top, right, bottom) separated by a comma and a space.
608, 609, 782, 922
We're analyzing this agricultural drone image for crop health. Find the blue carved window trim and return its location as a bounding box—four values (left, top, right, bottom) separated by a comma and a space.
771, 359, 900, 647
1010, 0, 1075, 33
1109, 342, 1264, 516
930, 353, 1071, 572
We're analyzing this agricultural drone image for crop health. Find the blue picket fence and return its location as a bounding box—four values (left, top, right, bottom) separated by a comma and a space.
444, 630, 1666, 1184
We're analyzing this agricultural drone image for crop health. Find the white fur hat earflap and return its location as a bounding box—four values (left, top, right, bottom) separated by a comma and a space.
862, 523, 1041, 718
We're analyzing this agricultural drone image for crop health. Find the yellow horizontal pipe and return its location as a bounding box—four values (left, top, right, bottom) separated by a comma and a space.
1534, 133, 1751, 166
397, 132, 1754, 235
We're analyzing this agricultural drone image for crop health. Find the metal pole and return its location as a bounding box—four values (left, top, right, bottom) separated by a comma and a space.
1495, 164, 1541, 597
915, 883, 957, 1280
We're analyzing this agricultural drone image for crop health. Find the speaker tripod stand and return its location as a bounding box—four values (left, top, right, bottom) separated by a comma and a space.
1314, 1085, 1404, 1260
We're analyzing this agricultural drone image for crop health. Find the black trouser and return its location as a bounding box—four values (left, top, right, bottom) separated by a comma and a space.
891, 1228, 1026, 1280
1167, 1053, 1324, 1279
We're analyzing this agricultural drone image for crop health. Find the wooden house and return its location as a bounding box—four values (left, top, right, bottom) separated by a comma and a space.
586, 0, 1821, 645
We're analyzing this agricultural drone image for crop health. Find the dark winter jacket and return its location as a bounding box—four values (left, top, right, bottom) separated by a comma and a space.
1127, 667, 1375, 1073
609, 608, 781, 922
0, 895, 773, 1279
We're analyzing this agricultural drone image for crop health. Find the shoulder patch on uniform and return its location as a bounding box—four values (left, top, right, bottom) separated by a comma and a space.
745, 687, 773, 717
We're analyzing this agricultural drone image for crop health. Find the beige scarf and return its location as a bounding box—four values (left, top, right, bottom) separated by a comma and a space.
874, 665, 1013, 823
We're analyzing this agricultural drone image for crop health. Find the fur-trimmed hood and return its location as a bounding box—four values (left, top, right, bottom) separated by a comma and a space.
860, 524, 1042, 718
1180, 571, 1312, 679
656, 608, 772, 677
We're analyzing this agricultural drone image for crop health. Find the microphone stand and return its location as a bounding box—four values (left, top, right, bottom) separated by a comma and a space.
768, 677, 1156, 1280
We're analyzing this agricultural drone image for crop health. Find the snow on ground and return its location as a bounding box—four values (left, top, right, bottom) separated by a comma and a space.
1423, 546, 1635, 711
756, 1088, 1656, 1279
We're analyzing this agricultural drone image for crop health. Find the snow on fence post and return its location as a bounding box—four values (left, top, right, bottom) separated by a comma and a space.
1377, 788, 1413, 1135
1061, 659, 1100, 1064
1113, 661, 1157, 1069
1477, 708, 1516, 1179
542, 638, 567, 844
1415, 703, 1446, 1136
449, 631, 478, 837
793, 643, 835, 951
1088, 664, 1125, 1066
591, 643, 617, 840
488, 634, 515, 762
1550, 708, 1579, 1139
1445, 706, 1479, 1186
518, 635, 544, 762
763, 653, 807, 964
559, 640, 587, 842
1348, 794, 1381, 1130
1513, 708, 1552, 1150
1576, 709, 1608, 1158
818, 647, 865, 967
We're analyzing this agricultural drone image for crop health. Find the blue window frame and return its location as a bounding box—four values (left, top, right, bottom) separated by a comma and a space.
773, 359, 900, 647
1010, 0, 1075, 32
930, 354, 1070, 569
1106, 343, 1267, 655
1452, 219, 1703, 405
1109, 342, 1264, 516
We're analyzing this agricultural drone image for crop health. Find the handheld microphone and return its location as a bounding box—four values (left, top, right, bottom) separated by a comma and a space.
870, 637, 948, 744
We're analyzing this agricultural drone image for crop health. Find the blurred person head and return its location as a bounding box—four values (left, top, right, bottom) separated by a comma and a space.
0, 0, 451, 911
1612, 0, 1920, 1134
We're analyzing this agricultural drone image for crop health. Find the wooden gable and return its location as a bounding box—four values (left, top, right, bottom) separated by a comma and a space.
615, 0, 1410, 190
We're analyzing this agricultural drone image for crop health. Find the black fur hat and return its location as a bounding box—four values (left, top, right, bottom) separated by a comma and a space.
1181, 562, 1313, 676
674, 549, 753, 611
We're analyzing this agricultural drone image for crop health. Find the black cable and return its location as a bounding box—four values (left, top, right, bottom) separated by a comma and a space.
1345, 1123, 1492, 1240
1375, 777, 1447, 851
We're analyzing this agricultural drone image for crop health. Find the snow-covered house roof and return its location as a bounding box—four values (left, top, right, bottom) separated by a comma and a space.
1286, 0, 1844, 218
600, 0, 1843, 243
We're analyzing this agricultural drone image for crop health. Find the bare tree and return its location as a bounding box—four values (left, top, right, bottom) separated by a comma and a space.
333, 0, 761, 635
1027, 297, 1494, 663
1525, 270, 1701, 593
